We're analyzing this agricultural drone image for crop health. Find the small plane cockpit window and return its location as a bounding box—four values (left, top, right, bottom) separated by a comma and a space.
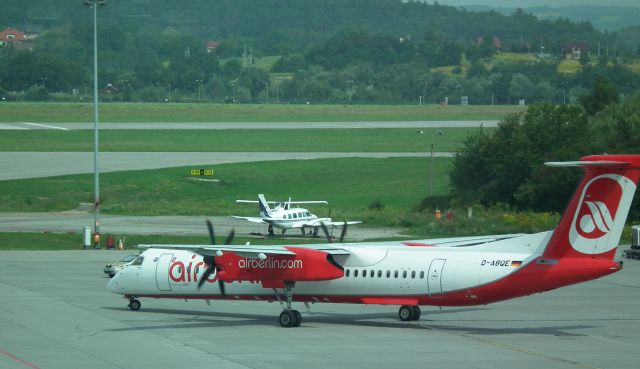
130, 256, 144, 266
306, 212, 311, 217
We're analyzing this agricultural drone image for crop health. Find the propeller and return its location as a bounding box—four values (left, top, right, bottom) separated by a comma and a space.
320, 221, 348, 243
198, 220, 234, 296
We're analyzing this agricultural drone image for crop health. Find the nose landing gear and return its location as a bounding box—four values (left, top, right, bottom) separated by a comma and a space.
128, 297, 141, 311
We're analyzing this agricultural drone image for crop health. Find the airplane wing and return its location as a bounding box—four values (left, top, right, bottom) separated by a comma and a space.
302, 219, 362, 227
230, 216, 266, 224
285, 200, 328, 205
138, 243, 351, 258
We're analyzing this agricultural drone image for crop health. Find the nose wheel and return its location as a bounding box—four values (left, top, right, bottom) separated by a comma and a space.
128, 297, 141, 311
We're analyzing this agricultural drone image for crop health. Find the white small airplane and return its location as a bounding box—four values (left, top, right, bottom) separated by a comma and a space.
231, 194, 362, 236
108, 154, 639, 328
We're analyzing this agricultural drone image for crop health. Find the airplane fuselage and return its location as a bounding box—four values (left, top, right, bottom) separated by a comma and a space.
108, 231, 620, 307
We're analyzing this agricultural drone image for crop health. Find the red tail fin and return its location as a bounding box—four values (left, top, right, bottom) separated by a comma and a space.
544, 155, 640, 260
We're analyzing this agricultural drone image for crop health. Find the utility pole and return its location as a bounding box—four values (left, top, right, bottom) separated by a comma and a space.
84, 0, 106, 248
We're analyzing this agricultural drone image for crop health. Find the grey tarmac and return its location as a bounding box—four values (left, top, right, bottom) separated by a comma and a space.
0, 212, 402, 241
0, 250, 638, 369
0, 120, 499, 130
0, 151, 453, 181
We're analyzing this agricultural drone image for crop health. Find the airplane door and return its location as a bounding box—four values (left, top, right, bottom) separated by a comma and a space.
156, 253, 173, 291
427, 259, 446, 297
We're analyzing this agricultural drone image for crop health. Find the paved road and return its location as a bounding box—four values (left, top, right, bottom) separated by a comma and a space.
0, 151, 453, 180
0, 250, 638, 369
0, 120, 500, 130
0, 212, 402, 241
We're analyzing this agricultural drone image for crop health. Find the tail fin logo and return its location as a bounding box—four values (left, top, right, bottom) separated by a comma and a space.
569, 174, 634, 254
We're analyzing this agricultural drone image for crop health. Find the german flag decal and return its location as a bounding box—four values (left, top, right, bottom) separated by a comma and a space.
511, 261, 523, 267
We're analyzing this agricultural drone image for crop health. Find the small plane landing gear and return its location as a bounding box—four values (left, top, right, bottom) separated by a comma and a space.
398, 305, 421, 321
128, 297, 141, 311
268, 225, 275, 236
275, 282, 302, 327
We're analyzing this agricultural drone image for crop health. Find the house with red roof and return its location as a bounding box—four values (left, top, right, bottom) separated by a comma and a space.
0, 28, 28, 47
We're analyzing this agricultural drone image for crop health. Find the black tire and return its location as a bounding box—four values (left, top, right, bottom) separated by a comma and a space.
411, 306, 421, 321
398, 305, 414, 321
293, 310, 302, 327
129, 299, 141, 311
279, 310, 294, 328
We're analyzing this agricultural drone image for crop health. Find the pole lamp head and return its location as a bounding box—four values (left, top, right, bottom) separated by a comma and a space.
98, 0, 107, 6
83, 0, 92, 7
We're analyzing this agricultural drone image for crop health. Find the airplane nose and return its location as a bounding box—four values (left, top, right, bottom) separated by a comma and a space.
107, 271, 124, 294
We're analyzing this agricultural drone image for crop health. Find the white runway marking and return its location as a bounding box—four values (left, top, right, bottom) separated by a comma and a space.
23, 123, 69, 130
0, 123, 28, 129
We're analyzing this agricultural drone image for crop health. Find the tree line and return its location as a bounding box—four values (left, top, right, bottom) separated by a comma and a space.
0, 0, 639, 103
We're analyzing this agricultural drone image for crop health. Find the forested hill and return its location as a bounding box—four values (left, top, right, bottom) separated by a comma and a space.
2, 0, 606, 55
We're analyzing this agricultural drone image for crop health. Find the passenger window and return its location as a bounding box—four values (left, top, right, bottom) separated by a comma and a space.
394, 271, 398, 278
283, 215, 286, 219
288, 214, 292, 219
354, 270, 359, 277
370, 270, 374, 277
402, 271, 407, 278
386, 270, 391, 278
131, 256, 144, 266
411, 271, 416, 279
293, 213, 298, 219
345, 269, 350, 277
420, 271, 425, 279
377, 270, 382, 278
298, 212, 303, 218
362, 269, 367, 278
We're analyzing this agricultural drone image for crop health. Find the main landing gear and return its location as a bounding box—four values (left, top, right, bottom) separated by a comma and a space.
128, 297, 141, 311
274, 282, 302, 327
398, 305, 421, 321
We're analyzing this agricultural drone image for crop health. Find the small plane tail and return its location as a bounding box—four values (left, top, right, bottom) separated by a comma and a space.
543, 155, 640, 260
258, 194, 272, 217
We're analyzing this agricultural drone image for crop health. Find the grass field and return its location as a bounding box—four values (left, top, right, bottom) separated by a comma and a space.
0, 102, 523, 123
0, 128, 485, 152
557, 60, 582, 74
0, 157, 453, 219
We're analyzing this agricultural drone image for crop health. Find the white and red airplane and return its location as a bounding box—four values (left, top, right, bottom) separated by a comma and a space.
107, 154, 640, 328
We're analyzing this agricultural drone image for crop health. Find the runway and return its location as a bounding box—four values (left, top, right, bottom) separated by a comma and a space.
0, 212, 402, 241
0, 120, 499, 130
0, 250, 638, 369
0, 151, 453, 181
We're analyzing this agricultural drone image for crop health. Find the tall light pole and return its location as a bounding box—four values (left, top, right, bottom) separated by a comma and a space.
85, 0, 105, 248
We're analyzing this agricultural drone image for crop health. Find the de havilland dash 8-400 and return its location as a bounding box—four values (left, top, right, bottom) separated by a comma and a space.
107, 155, 640, 328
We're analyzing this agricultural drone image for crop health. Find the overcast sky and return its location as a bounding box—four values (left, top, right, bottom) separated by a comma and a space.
431, 0, 640, 8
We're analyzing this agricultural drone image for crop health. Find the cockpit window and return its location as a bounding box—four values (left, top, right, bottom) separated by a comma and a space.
130, 256, 144, 266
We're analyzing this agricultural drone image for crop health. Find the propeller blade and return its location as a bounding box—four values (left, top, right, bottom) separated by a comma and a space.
339, 221, 347, 243
198, 264, 215, 289
218, 279, 226, 296
224, 229, 235, 245
206, 219, 216, 245
320, 222, 332, 243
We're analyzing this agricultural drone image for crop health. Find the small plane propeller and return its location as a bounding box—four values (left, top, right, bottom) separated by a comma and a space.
320, 221, 347, 243
198, 220, 234, 296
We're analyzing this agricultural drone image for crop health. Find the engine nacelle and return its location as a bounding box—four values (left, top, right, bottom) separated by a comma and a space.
216, 247, 343, 282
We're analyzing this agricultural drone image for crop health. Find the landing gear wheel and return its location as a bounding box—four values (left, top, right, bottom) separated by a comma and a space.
129, 299, 141, 311
279, 310, 296, 328
293, 310, 302, 327
398, 305, 414, 321
411, 306, 421, 321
